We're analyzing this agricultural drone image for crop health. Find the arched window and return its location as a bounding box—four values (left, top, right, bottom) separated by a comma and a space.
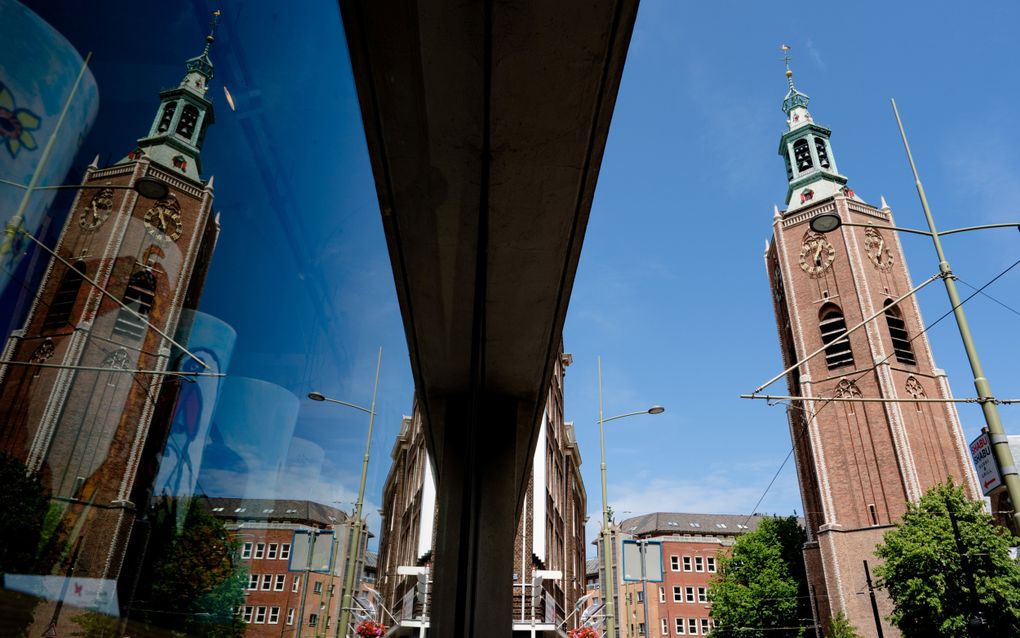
113, 270, 156, 340
884, 301, 916, 365
176, 104, 199, 139
44, 261, 86, 329
157, 102, 177, 133
814, 138, 830, 168
819, 303, 854, 369
793, 138, 812, 172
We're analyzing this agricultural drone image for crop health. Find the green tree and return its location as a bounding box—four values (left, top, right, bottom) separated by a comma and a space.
707, 515, 811, 638
825, 611, 863, 638
138, 499, 247, 637
875, 482, 1020, 637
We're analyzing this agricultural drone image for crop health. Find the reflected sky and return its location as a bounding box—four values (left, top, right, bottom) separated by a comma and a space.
16, 0, 412, 546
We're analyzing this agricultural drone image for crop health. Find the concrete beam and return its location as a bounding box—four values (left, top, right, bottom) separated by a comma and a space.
340, 1, 638, 634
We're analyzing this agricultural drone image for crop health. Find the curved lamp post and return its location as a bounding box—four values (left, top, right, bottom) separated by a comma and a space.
307, 346, 382, 638
597, 355, 664, 638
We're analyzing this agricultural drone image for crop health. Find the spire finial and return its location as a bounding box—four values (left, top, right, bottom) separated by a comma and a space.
204, 10, 221, 52
781, 44, 795, 90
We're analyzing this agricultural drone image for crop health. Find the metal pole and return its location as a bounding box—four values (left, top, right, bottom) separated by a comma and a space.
639, 541, 650, 638
296, 534, 315, 638
947, 496, 985, 636
336, 347, 383, 636
862, 560, 885, 638
1, 53, 92, 260
892, 99, 1020, 531
598, 355, 617, 638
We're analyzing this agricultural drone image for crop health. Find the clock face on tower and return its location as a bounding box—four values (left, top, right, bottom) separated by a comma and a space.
863, 227, 893, 271
79, 187, 115, 231
799, 233, 835, 276
143, 196, 184, 242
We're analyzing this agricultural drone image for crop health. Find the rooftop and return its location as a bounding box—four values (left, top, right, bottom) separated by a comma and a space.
202, 497, 349, 527
616, 512, 774, 537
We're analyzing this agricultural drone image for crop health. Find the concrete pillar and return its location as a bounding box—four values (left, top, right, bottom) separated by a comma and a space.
430, 394, 526, 638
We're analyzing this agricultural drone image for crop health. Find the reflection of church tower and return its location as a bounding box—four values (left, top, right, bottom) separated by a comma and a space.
764, 61, 979, 637
0, 22, 221, 582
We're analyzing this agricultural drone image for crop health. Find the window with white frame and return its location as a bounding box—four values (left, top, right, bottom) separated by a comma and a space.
707, 556, 716, 573
247, 574, 258, 590
243, 606, 253, 623
674, 618, 685, 635
267, 543, 278, 559
672, 586, 682, 603
255, 606, 267, 624
280, 543, 291, 559
688, 618, 697, 634
292, 575, 301, 592
661, 618, 668, 635
269, 607, 280, 624
309, 613, 318, 627
313, 581, 322, 594
695, 556, 704, 572
286, 608, 295, 625
697, 587, 707, 603
255, 543, 265, 559
685, 586, 695, 603
659, 586, 665, 603
670, 555, 680, 571
683, 556, 692, 572
637, 590, 644, 603
261, 574, 272, 590
241, 542, 253, 559
275, 574, 285, 591
700, 619, 709, 634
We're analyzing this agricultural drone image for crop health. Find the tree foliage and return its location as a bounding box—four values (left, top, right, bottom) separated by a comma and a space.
707, 515, 811, 638
875, 482, 1020, 637
825, 611, 863, 638
135, 499, 247, 637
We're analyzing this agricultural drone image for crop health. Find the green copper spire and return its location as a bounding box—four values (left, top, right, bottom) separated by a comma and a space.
129, 10, 220, 182
781, 44, 810, 115
776, 45, 851, 211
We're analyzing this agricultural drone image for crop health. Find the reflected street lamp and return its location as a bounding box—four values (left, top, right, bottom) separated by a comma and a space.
803, 100, 1020, 531
596, 355, 664, 638
307, 346, 382, 638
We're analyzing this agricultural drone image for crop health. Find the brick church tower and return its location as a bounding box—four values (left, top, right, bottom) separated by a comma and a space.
764, 63, 980, 637
0, 24, 221, 584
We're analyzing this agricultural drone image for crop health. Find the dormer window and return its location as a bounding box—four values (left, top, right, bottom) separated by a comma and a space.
815, 138, 830, 168
793, 138, 812, 172
157, 102, 176, 133
176, 104, 199, 139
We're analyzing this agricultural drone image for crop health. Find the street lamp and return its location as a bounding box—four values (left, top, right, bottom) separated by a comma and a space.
804, 99, 1020, 531
307, 346, 382, 638
597, 355, 664, 638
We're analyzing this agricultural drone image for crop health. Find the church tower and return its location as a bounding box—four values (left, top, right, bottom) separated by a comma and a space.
764, 60, 980, 637
0, 16, 222, 584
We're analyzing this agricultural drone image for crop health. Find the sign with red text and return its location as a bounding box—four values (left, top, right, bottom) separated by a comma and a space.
970, 432, 1003, 495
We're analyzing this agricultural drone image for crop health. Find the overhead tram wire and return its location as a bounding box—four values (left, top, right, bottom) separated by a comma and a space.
740, 255, 1020, 528
956, 275, 1020, 319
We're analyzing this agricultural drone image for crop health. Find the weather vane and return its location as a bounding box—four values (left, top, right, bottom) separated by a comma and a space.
780, 43, 795, 88
208, 9, 221, 43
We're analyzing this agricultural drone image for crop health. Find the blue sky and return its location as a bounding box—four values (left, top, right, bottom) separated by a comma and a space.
16, 1, 1020, 555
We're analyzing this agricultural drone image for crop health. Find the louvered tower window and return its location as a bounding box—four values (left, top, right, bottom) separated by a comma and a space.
113, 270, 156, 340
819, 304, 854, 369
43, 261, 86, 330
814, 138, 830, 168
793, 138, 812, 172
176, 104, 199, 139
157, 102, 177, 133
884, 302, 916, 365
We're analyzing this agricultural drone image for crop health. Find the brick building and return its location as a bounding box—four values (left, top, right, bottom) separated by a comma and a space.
205, 497, 368, 637
0, 19, 221, 611
604, 513, 766, 638
764, 64, 980, 636
376, 349, 587, 636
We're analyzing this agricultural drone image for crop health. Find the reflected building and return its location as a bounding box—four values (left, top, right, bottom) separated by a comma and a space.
0, 22, 221, 595
203, 497, 368, 637
376, 348, 586, 636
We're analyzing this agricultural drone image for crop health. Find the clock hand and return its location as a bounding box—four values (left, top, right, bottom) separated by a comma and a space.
814, 243, 823, 266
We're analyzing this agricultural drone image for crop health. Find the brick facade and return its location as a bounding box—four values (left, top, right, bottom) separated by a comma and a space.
376, 347, 586, 636
767, 128, 980, 634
